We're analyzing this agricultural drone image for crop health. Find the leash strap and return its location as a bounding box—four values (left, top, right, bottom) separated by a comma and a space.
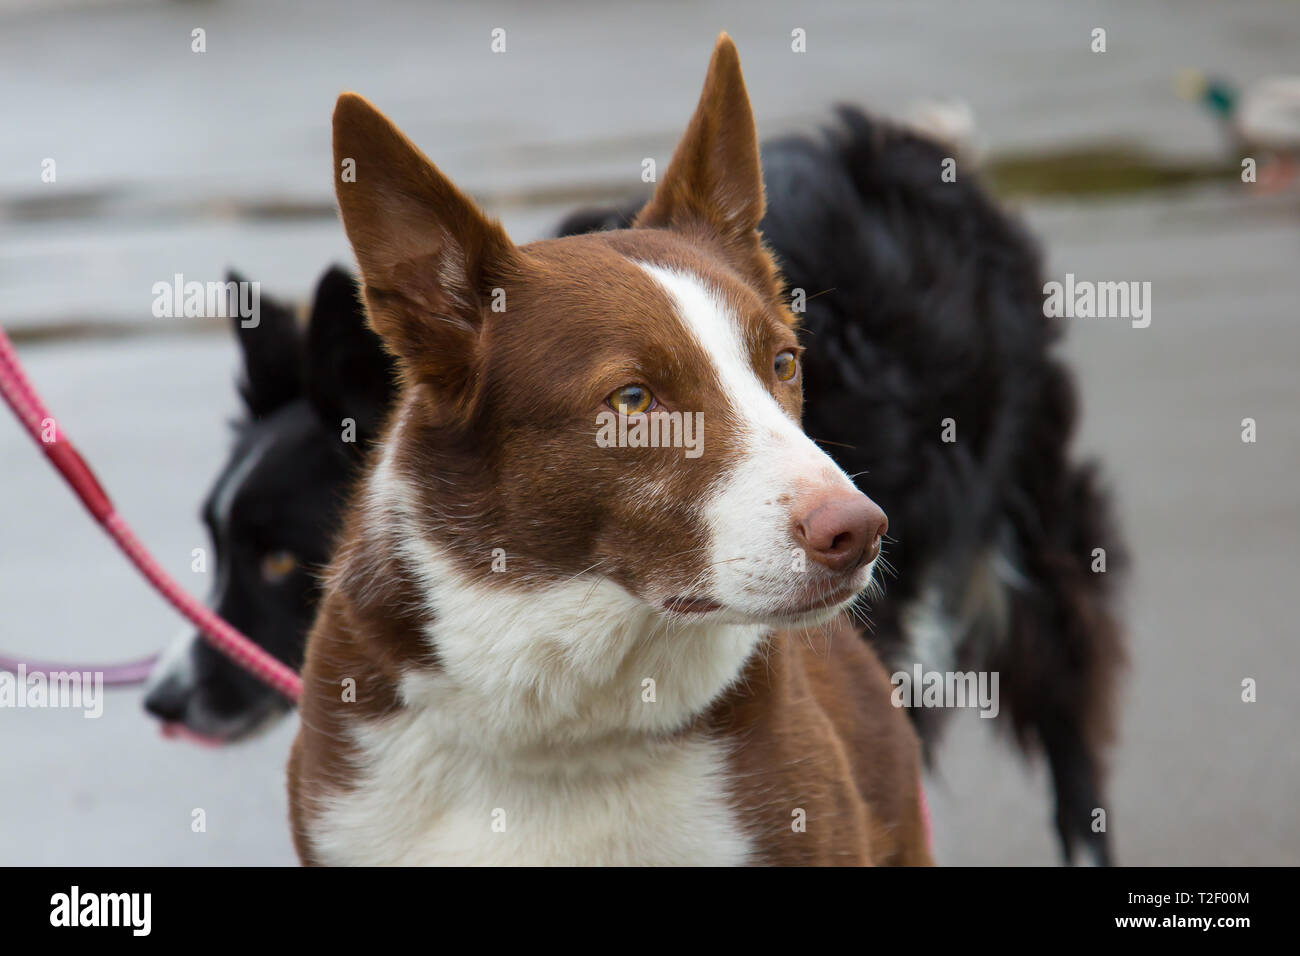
0, 324, 302, 702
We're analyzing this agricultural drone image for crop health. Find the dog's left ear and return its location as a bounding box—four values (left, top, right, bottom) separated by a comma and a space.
304, 265, 397, 446
227, 269, 303, 419
635, 34, 778, 294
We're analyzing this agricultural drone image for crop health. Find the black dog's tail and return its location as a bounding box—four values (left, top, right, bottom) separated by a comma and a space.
552, 109, 1130, 865
993, 356, 1129, 865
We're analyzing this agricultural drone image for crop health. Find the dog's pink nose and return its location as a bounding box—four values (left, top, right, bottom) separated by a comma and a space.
793, 491, 887, 572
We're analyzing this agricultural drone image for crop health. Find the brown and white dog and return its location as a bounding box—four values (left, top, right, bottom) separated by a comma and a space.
288, 34, 932, 866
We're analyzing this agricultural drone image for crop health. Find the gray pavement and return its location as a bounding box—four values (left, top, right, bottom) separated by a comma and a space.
2, 0, 1298, 865
5, 0, 1299, 330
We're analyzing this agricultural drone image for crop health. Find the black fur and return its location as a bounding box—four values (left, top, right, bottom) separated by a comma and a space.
555, 108, 1127, 864
142, 268, 397, 740
151, 109, 1127, 863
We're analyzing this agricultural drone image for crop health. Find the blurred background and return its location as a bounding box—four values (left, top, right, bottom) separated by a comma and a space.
2, 0, 1298, 865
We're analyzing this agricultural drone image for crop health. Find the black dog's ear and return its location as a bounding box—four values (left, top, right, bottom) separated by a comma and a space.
228, 269, 302, 418
305, 265, 397, 445
552, 198, 645, 238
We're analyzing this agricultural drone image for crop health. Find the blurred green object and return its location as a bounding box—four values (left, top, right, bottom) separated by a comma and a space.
1178, 69, 1300, 153
987, 145, 1234, 199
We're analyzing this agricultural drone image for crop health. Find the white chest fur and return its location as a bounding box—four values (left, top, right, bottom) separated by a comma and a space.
307, 446, 765, 865
310, 703, 751, 866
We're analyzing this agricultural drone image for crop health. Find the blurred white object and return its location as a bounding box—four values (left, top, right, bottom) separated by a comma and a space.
900, 97, 981, 164
1235, 76, 1300, 153
1177, 70, 1300, 153
1176, 71, 1300, 188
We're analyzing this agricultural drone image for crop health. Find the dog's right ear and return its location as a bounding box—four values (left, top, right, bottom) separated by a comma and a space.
633, 34, 777, 298
227, 269, 302, 418
332, 93, 516, 408
305, 265, 397, 446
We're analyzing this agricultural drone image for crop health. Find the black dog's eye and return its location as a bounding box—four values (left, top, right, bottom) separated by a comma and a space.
774, 350, 798, 382
260, 550, 298, 584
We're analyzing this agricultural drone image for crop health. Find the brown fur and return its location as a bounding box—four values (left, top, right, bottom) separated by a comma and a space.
289, 34, 931, 866
707, 622, 931, 865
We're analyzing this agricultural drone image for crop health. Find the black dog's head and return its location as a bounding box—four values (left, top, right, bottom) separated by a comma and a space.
143, 266, 395, 743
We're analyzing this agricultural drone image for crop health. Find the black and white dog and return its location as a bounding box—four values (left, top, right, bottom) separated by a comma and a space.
143, 267, 395, 742
146, 108, 1126, 863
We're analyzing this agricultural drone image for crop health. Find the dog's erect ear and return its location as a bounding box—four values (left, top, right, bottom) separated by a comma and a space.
332, 93, 516, 405
304, 265, 397, 445
227, 269, 302, 418
634, 34, 774, 288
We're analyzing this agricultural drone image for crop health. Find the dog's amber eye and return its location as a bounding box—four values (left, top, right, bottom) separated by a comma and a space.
608, 384, 654, 415
774, 350, 798, 382
260, 550, 298, 584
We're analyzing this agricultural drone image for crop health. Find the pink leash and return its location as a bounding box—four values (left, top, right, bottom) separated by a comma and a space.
1, 322, 937, 848
0, 324, 302, 702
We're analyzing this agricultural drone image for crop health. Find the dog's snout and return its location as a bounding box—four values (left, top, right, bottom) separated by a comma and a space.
143, 675, 191, 724
793, 491, 887, 572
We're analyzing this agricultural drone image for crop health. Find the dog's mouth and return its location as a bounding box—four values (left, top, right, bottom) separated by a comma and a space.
152, 692, 290, 748
764, 583, 863, 619
663, 595, 724, 615
662, 581, 864, 622
159, 721, 229, 748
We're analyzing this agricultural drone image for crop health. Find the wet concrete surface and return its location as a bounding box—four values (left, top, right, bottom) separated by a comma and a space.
2, 0, 1298, 864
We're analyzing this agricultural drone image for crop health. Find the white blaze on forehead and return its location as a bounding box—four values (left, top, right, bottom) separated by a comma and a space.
635, 262, 796, 434
634, 262, 861, 616
211, 426, 277, 538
